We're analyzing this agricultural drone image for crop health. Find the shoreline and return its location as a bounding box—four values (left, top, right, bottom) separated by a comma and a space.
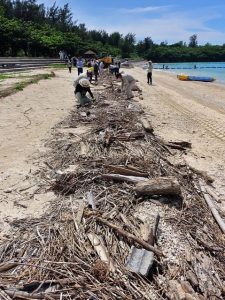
155, 68, 225, 86
137, 61, 225, 85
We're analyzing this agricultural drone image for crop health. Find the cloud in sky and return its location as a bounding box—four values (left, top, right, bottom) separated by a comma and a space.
83, 6, 225, 45
36, 1, 225, 45
120, 6, 171, 14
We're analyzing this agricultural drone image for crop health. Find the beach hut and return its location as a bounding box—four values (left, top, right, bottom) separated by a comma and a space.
84, 50, 97, 59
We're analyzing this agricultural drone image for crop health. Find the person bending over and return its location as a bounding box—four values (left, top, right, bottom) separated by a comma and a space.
74, 78, 95, 107
116, 73, 141, 99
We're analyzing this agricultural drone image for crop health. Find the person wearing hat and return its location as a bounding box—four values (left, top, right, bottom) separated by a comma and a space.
116, 73, 141, 99
147, 60, 153, 85
74, 77, 95, 106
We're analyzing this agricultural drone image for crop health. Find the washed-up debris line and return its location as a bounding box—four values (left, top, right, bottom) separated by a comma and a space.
0, 71, 225, 300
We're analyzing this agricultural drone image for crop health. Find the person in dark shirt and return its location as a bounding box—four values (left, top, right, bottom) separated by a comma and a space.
67, 60, 72, 73
93, 60, 99, 82
75, 78, 94, 106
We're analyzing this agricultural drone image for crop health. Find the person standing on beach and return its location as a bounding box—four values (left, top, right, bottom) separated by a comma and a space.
67, 60, 72, 73
147, 60, 153, 85
72, 57, 77, 67
99, 61, 104, 74
93, 60, 99, 82
86, 65, 94, 83
77, 57, 84, 76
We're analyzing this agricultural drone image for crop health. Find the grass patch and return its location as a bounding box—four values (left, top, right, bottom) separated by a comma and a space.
0, 74, 17, 80
0, 72, 55, 98
50, 63, 67, 69
15, 82, 25, 91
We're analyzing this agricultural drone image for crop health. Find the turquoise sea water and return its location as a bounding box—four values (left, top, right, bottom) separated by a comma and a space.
153, 62, 225, 84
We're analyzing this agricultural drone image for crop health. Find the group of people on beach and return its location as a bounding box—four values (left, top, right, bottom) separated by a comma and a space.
73, 71, 140, 107
66, 56, 105, 83
72, 58, 154, 108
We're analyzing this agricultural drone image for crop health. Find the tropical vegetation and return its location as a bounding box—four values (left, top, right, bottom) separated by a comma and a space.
1, 0, 225, 62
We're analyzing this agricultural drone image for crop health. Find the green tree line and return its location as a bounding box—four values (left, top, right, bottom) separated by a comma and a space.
137, 36, 225, 62
1, 0, 225, 61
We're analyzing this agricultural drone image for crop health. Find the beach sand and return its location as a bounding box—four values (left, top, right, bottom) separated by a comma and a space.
0, 69, 75, 234
127, 67, 225, 208
0, 67, 225, 235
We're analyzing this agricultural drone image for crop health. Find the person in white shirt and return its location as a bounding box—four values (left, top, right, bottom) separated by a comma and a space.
99, 61, 104, 74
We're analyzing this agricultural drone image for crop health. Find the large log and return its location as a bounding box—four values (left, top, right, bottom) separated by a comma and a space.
135, 177, 181, 196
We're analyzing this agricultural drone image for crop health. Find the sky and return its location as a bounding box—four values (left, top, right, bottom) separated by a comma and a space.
37, 0, 225, 45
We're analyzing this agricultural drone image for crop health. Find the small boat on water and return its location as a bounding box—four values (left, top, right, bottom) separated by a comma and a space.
177, 74, 215, 82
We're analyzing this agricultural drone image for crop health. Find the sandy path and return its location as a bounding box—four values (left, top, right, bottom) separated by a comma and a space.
126, 67, 225, 210
0, 69, 75, 233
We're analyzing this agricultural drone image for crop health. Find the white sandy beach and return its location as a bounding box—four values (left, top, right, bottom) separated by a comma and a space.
0, 66, 225, 234
127, 67, 225, 201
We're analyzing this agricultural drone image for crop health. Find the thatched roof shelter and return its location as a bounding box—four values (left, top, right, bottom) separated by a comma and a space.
83, 50, 97, 58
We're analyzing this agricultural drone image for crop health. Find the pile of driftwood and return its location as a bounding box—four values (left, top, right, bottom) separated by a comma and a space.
0, 71, 225, 299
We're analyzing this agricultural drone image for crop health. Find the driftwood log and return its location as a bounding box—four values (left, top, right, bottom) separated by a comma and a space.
199, 180, 225, 234
0, 262, 18, 273
115, 131, 145, 141
87, 233, 115, 272
107, 165, 148, 177
166, 141, 192, 151
4, 289, 56, 299
0, 289, 12, 300
167, 280, 201, 300
135, 177, 181, 196
102, 173, 148, 183
167, 280, 186, 300
96, 217, 163, 257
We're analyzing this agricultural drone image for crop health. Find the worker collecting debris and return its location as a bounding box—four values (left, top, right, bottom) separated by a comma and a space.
116, 73, 141, 99
73, 77, 95, 107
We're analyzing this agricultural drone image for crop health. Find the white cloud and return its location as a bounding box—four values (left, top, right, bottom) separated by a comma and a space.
84, 9, 225, 45
46, 2, 225, 45
120, 6, 170, 14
